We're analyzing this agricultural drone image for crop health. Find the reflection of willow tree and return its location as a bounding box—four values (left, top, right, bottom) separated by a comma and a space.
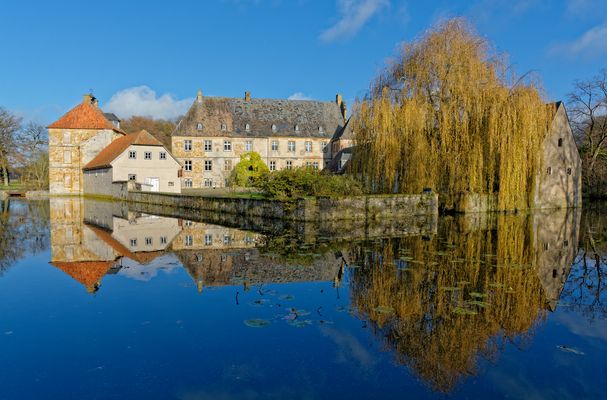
0, 199, 50, 275
561, 205, 607, 319
349, 215, 548, 392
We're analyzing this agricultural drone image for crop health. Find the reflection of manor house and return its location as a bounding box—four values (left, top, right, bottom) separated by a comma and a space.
50, 198, 179, 292
176, 249, 344, 293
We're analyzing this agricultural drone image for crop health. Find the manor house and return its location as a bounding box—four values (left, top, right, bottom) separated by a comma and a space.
171, 90, 353, 188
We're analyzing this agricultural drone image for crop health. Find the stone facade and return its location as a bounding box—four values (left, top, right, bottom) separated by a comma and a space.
534, 102, 582, 209
49, 128, 120, 195
171, 91, 352, 188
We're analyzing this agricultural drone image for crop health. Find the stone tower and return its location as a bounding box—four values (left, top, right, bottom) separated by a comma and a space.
47, 94, 124, 195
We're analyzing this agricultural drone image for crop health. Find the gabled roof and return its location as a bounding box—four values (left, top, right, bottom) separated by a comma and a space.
103, 113, 121, 123
172, 91, 347, 139
83, 130, 167, 170
86, 223, 164, 265
48, 97, 124, 133
50, 261, 115, 293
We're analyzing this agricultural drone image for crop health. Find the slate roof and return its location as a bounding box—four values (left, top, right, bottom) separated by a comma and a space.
48, 98, 124, 133
103, 113, 121, 123
83, 130, 166, 170
172, 92, 347, 139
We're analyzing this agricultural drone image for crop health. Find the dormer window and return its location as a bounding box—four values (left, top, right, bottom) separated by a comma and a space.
558, 138, 563, 147
271, 124, 277, 133
221, 123, 227, 131
318, 126, 324, 133
197, 123, 203, 131
245, 123, 250, 132
294, 124, 300, 132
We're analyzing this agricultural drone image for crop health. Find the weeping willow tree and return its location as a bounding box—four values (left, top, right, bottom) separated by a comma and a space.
350, 18, 554, 210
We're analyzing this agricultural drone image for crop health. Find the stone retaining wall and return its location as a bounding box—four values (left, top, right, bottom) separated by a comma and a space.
126, 191, 438, 222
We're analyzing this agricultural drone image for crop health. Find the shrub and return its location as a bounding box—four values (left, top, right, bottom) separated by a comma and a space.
255, 167, 364, 200
228, 152, 269, 187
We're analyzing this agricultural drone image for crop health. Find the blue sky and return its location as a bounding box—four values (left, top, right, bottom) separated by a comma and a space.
1, 0, 606, 124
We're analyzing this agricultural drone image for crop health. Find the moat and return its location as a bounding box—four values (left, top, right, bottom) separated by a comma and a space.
0, 198, 606, 399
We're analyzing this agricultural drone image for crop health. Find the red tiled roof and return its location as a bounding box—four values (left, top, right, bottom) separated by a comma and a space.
83, 130, 165, 170
51, 261, 114, 292
48, 100, 124, 133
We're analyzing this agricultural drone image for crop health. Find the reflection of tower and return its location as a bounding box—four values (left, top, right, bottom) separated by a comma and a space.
49, 198, 122, 293
533, 208, 581, 310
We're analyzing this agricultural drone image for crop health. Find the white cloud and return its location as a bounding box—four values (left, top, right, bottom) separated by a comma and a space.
320, 0, 389, 43
550, 23, 607, 58
287, 92, 314, 100
104, 86, 193, 120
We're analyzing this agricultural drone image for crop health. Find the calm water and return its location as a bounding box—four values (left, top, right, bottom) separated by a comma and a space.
0, 198, 606, 400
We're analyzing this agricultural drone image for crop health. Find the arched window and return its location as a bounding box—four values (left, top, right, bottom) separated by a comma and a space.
245, 123, 250, 132
221, 123, 227, 131
318, 126, 324, 133
294, 124, 299, 132
197, 123, 203, 131
271, 124, 277, 132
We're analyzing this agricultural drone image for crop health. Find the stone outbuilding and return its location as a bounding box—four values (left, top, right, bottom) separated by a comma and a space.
83, 129, 182, 196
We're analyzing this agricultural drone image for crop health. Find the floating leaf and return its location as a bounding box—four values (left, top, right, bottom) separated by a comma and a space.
336, 306, 347, 312
249, 299, 271, 306
469, 292, 488, 298
289, 319, 312, 328
244, 319, 271, 328
452, 307, 477, 315
374, 306, 395, 315
279, 294, 295, 301
467, 300, 491, 308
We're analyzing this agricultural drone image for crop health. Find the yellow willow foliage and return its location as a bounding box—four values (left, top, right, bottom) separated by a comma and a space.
350, 19, 553, 210
348, 214, 549, 392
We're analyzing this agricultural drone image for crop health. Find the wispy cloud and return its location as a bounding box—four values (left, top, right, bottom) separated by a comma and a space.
549, 23, 607, 58
320, 0, 389, 43
104, 86, 193, 120
287, 92, 314, 100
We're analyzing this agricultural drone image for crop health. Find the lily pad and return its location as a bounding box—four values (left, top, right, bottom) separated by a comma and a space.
467, 300, 491, 308
244, 319, 271, 328
279, 294, 295, 301
374, 306, 395, 315
289, 319, 312, 328
452, 307, 478, 315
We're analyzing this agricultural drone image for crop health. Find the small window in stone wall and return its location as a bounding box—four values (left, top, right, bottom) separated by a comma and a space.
224, 141, 232, 151
185, 160, 192, 171
245, 140, 253, 151
63, 150, 71, 164
567, 167, 572, 175
269, 161, 276, 171
63, 131, 71, 144
184, 140, 192, 151
558, 138, 563, 147
185, 235, 193, 246
204, 140, 212, 151
204, 234, 213, 245
271, 140, 279, 151
547, 167, 552, 175
286, 160, 293, 170
204, 160, 213, 171
184, 178, 192, 188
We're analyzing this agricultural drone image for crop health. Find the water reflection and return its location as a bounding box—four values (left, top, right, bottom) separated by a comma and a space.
39, 198, 591, 394
346, 210, 580, 392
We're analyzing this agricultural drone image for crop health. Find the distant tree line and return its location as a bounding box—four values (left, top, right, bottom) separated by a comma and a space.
0, 108, 48, 189
121, 115, 179, 149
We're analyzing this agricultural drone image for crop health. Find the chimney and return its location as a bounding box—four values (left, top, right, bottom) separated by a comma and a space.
336, 94, 347, 119
83, 93, 95, 105
244, 91, 251, 102
197, 89, 203, 103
